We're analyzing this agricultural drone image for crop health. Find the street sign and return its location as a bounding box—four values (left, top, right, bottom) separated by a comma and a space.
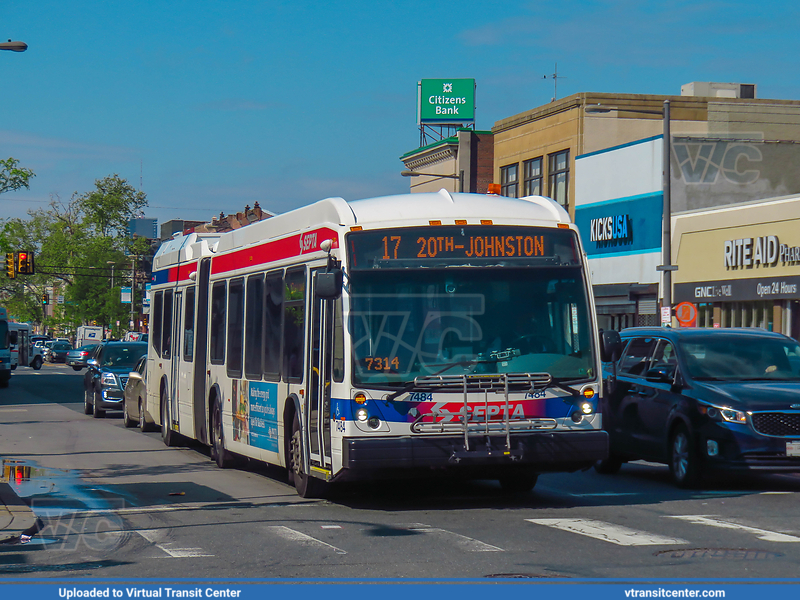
121, 287, 132, 303
661, 306, 672, 325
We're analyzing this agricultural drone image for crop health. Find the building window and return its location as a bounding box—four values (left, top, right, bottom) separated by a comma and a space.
500, 163, 518, 198
523, 157, 543, 196
548, 150, 569, 209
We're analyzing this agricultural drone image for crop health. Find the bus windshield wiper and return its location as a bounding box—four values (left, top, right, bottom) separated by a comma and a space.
384, 352, 519, 403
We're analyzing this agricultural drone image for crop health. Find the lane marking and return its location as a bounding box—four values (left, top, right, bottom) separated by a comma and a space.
526, 518, 688, 546
408, 527, 504, 552
135, 529, 213, 557
0, 408, 29, 412
667, 515, 800, 542
267, 525, 347, 554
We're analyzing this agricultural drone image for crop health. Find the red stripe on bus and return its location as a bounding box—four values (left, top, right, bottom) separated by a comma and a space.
211, 228, 339, 275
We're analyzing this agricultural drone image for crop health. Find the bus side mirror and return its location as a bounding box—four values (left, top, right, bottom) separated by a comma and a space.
315, 269, 343, 300
600, 330, 623, 363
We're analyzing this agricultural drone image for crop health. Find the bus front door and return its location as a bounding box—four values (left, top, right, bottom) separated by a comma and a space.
304, 270, 334, 478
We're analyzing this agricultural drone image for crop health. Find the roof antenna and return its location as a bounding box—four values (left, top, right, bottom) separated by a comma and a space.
543, 62, 566, 101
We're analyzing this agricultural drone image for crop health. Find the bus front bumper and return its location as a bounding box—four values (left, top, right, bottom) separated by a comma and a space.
341, 430, 608, 475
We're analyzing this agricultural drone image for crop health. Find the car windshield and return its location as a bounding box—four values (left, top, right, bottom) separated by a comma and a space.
680, 335, 800, 381
101, 345, 146, 368
53, 343, 71, 350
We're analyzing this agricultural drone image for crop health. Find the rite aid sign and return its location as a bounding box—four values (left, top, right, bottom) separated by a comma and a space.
725, 235, 800, 269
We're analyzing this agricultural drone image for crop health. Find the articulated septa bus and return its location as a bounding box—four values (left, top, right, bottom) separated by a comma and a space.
147, 190, 608, 497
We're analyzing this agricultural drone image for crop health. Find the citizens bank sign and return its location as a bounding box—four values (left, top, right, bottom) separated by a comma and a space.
418, 79, 476, 124
725, 235, 800, 269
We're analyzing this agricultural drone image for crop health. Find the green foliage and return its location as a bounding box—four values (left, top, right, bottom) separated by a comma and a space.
0, 174, 150, 336
0, 157, 35, 196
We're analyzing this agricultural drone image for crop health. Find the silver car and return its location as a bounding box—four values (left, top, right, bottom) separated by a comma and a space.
123, 355, 156, 431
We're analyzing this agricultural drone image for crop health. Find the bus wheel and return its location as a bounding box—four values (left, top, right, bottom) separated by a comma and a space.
32, 356, 43, 370
161, 390, 177, 447
498, 472, 539, 493
290, 414, 324, 498
211, 399, 235, 469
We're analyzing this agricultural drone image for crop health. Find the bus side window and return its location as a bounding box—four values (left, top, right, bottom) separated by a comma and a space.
210, 281, 227, 365
283, 268, 305, 382
162, 290, 173, 359
226, 278, 245, 379
153, 291, 163, 358
333, 296, 344, 383
264, 271, 284, 381
183, 286, 195, 362
244, 275, 264, 380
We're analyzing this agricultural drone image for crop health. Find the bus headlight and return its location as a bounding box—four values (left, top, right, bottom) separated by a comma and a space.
355, 408, 369, 422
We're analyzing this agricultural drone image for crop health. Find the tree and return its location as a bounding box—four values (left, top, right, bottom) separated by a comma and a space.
0, 157, 35, 196
77, 174, 147, 238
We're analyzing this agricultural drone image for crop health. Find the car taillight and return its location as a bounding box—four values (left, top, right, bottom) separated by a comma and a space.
80, 352, 88, 356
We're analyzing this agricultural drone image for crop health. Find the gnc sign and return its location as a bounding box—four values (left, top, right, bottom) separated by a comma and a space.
675, 302, 697, 327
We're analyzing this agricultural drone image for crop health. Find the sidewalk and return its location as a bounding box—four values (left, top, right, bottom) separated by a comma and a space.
0, 481, 41, 544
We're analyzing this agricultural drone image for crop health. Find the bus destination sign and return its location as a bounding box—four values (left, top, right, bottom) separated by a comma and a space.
347, 225, 579, 270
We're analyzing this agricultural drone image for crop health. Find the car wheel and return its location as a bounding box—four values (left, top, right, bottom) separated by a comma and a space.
32, 356, 43, 370
594, 455, 624, 475
161, 389, 177, 446
498, 472, 539, 493
84, 387, 93, 415
10, 364, 16, 371
92, 390, 105, 419
72, 366, 82, 371
669, 424, 701, 488
123, 399, 137, 428
289, 413, 325, 498
139, 399, 154, 432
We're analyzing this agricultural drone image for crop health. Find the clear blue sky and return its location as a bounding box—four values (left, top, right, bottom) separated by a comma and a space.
2, 0, 798, 224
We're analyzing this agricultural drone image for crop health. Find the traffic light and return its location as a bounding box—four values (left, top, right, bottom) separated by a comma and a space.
41, 292, 49, 305
17, 251, 34, 275
5, 252, 15, 279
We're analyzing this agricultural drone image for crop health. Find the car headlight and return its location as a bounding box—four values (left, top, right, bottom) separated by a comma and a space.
699, 402, 747, 424
101, 372, 119, 387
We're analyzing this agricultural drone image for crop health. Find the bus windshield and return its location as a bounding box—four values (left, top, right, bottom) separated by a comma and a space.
348, 265, 595, 387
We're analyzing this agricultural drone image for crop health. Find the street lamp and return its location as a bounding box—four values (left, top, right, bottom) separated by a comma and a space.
585, 99, 677, 325
107, 261, 116, 289
0, 40, 28, 52
401, 169, 464, 192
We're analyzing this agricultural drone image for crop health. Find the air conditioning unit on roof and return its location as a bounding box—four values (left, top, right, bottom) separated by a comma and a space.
681, 82, 756, 99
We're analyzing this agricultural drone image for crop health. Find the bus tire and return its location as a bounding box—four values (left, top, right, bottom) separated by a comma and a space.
290, 413, 325, 499
498, 472, 539, 493
211, 398, 235, 469
161, 389, 178, 447
594, 455, 623, 475
32, 356, 43, 370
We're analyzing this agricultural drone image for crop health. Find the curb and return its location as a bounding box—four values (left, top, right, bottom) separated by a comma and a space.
0, 481, 42, 544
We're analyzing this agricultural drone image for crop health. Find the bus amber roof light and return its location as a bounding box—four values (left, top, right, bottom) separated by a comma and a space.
487, 184, 501, 195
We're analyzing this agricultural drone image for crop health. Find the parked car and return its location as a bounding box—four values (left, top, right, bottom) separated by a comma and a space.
47, 341, 73, 363
598, 327, 800, 488
66, 344, 99, 371
83, 341, 148, 418
122, 354, 156, 431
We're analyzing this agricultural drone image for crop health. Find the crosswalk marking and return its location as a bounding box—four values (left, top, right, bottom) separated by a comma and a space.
526, 518, 688, 546
267, 525, 347, 554
408, 527, 504, 552
667, 515, 800, 542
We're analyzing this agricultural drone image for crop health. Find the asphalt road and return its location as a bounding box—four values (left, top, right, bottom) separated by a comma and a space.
2, 363, 800, 579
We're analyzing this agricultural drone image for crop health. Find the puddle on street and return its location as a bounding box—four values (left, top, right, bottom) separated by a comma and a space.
1, 457, 131, 515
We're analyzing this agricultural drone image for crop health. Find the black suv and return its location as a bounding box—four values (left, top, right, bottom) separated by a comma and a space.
83, 341, 147, 418
599, 327, 800, 487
